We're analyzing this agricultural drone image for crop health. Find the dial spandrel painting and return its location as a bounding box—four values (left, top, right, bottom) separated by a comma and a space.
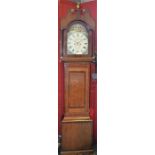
67, 23, 88, 55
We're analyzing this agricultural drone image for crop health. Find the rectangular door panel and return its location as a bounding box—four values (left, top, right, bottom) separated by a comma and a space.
64, 63, 90, 117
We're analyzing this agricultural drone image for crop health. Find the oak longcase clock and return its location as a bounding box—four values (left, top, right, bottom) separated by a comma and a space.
60, 6, 96, 155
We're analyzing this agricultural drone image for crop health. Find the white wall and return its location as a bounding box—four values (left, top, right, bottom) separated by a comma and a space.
98, 0, 155, 155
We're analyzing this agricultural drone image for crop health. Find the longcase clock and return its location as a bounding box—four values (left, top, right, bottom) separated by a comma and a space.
60, 7, 96, 155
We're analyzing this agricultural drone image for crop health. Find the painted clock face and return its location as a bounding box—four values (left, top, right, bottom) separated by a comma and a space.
67, 23, 88, 55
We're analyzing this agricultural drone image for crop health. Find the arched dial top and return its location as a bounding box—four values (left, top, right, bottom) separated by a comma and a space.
67, 23, 88, 55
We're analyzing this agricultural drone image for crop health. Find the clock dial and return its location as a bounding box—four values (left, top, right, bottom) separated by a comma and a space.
67, 24, 88, 55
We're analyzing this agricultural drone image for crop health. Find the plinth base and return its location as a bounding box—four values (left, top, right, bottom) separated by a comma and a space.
61, 119, 93, 151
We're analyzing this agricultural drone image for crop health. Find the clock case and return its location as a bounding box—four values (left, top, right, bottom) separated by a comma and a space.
60, 9, 96, 155
60, 9, 96, 62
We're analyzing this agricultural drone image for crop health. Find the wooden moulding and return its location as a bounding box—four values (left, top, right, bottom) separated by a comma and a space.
61, 149, 94, 155
62, 116, 90, 122
61, 119, 93, 151
60, 56, 95, 62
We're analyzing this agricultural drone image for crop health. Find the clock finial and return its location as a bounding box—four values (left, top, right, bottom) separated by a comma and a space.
76, 2, 80, 9
69, 0, 95, 9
